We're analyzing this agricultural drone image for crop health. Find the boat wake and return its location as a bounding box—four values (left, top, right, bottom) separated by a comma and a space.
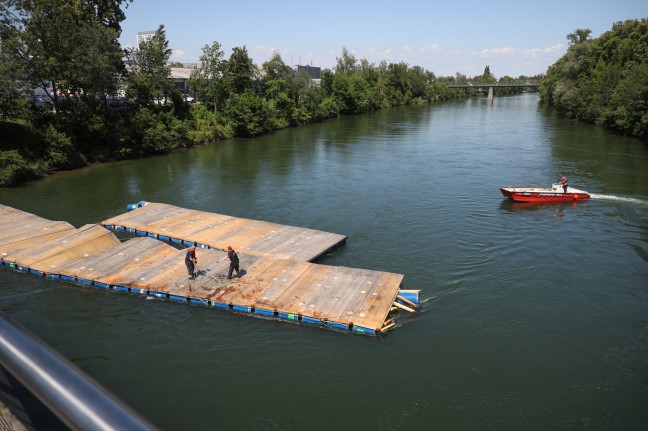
418, 295, 440, 306
590, 194, 648, 205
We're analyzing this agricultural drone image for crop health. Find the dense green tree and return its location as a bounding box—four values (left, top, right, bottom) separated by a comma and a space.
225, 89, 271, 137
331, 72, 366, 114
291, 69, 319, 123
385, 62, 411, 105
608, 62, 648, 137
356, 59, 383, 109
408, 66, 430, 102
0, 6, 27, 119
186, 104, 232, 143
320, 69, 334, 96
0, 0, 134, 184
318, 67, 340, 118
372, 61, 391, 108
293, 71, 322, 123
14, 3, 129, 119
83, 0, 132, 31
71, 21, 125, 100
541, 19, 648, 139
1, 0, 128, 112
225, 46, 255, 96
261, 53, 295, 128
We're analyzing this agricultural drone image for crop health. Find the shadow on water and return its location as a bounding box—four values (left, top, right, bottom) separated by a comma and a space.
498, 199, 589, 213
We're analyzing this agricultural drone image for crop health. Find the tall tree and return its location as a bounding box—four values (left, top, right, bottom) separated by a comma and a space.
476, 65, 496, 84
0, 3, 26, 118
335, 47, 357, 75
125, 25, 172, 106
409, 65, 430, 100
1, 0, 129, 111
386, 62, 411, 104
189, 41, 227, 112
566, 28, 592, 46
225, 46, 255, 96
261, 53, 294, 127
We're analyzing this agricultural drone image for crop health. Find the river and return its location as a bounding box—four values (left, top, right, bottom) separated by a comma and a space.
1, 94, 647, 430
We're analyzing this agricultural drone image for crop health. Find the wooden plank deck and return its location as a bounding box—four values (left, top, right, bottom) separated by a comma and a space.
0, 204, 78, 260
100, 202, 347, 262
3, 224, 121, 273
1, 204, 409, 334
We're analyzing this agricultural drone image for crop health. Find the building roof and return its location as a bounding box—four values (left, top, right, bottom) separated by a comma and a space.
170, 68, 193, 80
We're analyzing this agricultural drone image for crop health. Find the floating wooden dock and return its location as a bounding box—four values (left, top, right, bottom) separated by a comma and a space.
0, 203, 418, 335
100, 202, 347, 262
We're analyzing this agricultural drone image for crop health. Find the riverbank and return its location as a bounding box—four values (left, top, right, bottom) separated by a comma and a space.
1, 85, 539, 188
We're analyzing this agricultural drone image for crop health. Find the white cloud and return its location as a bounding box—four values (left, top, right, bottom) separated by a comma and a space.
252, 45, 279, 55
389, 43, 567, 76
367, 48, 393, 57
172, 41, 567, 78
545, 43, 564, 53
171, 49, 185, 60
478, 47, 515, 57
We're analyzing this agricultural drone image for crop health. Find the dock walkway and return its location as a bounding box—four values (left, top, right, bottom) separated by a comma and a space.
1, 204, 416, 335
100, 202, 347, 262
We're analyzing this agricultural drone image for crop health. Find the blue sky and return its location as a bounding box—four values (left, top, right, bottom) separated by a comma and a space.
119, 0, 646, 78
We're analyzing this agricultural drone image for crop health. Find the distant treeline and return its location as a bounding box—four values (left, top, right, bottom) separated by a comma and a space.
540, 19, 648, 140
0, 0, 537, 187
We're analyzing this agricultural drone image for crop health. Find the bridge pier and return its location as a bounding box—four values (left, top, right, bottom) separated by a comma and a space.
487, 86, 494, 102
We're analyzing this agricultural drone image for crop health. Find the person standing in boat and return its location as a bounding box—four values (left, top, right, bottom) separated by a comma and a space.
559, 176, 568, 193
185, 245, 197, 279
226, 246, 240, 279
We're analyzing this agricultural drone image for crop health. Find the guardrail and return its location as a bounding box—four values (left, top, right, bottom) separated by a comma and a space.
0, 312, 157, 431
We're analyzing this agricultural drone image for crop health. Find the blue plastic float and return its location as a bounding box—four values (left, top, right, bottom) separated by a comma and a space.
0, 258, 420, 335
126, 201, 147, 211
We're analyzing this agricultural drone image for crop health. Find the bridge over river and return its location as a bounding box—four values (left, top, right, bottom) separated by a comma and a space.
446, 82, 539, 101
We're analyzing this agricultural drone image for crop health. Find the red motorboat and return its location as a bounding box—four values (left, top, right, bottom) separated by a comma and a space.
499, 183, 590, 203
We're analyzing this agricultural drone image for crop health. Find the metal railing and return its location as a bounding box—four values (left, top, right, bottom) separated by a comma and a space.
0, 312, 157, 431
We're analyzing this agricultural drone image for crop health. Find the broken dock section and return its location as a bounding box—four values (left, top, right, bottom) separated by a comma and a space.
1, 203, 419, 335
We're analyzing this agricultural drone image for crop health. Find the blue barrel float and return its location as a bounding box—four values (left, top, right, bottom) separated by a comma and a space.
0, 257, 419, 336
126, 201, 147, 211
397, 289, 420, 306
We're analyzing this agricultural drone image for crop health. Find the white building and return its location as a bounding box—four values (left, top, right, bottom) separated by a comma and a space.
136, 31, 156, 49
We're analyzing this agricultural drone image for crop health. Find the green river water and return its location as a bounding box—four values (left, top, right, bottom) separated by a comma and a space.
1, 94, 647, 430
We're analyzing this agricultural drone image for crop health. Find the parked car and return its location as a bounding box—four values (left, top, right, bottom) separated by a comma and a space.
31, 95, 54, 109
106, 97, 127, 108
183, 94, 195, 103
